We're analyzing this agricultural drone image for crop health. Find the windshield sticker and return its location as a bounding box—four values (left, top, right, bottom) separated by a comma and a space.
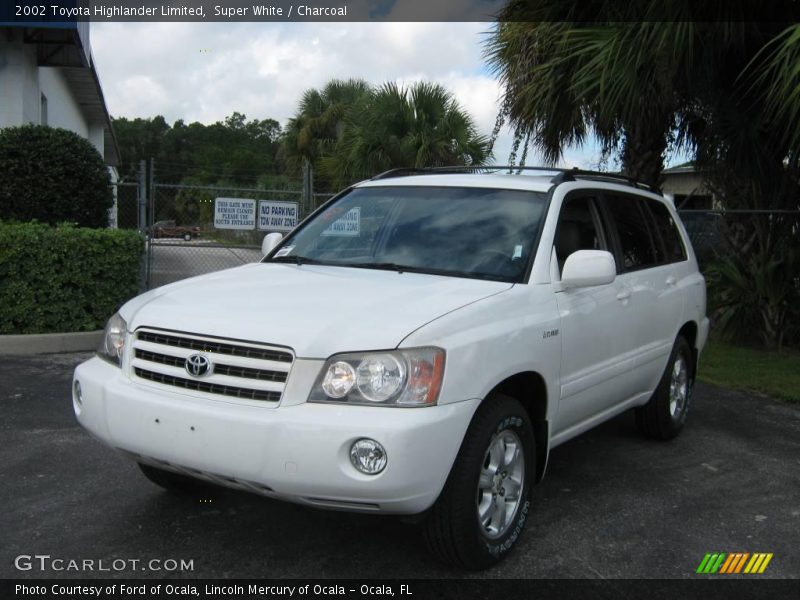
321, 207, 361, 237
274, 245, 294, 257
513, 244, 523, 259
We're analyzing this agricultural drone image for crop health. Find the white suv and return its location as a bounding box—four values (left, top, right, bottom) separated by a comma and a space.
73, 167, 708, 569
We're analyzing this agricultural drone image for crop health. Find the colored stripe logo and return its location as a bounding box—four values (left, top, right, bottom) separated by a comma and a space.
696, 552, 773, 574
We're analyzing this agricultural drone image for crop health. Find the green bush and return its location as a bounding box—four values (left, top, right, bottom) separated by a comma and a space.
0, 125, 112, 227
0, 222, 143, 334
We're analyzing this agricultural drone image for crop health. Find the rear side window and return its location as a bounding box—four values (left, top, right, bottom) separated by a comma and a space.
604, 195, 657, 271
646, 200, 687, 263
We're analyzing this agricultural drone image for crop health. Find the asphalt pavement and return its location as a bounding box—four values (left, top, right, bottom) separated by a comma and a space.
1, 352, 799, 579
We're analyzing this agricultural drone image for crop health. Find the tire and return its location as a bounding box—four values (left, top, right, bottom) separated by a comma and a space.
635, 335, 693, 440
138, 463, 215, 495
423, 393, 535, 570
183, 232, 192, 241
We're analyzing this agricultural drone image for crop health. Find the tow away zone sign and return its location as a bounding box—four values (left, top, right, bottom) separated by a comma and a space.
258, 200, 299, 232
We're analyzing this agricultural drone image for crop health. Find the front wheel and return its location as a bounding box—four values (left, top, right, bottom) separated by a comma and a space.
423, 394, 535, 570
182, 232, 192, 241
635, 335, 693, 440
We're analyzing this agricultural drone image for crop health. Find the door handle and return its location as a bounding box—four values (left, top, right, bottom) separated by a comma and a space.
666, 275, 677, 286
616, 289, 631, 301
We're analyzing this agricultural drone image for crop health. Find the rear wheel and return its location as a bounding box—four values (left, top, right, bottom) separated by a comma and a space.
138, 463, 215, 495
423, 393, 535, 570
635, 335, 693, 440
183, 232, 192, 241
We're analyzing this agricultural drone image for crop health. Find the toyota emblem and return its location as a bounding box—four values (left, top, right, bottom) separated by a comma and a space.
185, 353, 212, 377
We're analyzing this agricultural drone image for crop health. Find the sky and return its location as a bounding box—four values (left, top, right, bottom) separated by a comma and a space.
91, 22, 606, 171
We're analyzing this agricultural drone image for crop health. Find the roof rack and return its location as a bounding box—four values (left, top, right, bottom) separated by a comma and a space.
370, 165, 653, 191
552, 168, 653, 190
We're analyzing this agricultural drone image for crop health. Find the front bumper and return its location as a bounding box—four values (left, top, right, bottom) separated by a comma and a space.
73, 357, 478, 514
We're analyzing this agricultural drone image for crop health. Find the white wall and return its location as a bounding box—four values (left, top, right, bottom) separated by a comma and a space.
87, 122, 105, 158
0, 30, 40, 127
0, 31, 93, 145
39, 67, 89, 138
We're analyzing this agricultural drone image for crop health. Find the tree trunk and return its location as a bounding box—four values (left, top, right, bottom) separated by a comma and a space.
619, 109, 671, 192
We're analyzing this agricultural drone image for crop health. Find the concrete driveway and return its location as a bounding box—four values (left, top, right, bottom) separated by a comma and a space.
1, 353, 798, 579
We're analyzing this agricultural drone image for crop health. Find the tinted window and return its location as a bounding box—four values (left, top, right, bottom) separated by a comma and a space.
647, 200, 687, 263
271, 186, 547, 283
554, 196, 606, 273
605, 195, 657, 271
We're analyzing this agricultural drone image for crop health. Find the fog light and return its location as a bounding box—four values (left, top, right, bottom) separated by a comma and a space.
349, 439, 387, 475
73, 381, 83, 406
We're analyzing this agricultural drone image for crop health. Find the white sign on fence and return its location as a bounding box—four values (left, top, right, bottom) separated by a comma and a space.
321, 207, 361, 236
214, 198, 256, 230
258, 200, 299, 232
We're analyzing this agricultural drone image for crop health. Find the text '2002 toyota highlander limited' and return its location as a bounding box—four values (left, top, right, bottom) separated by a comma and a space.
74, 167, 709, 569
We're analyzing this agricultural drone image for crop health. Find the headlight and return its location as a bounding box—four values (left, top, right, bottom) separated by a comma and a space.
97, 312, 127, 366
309, 347, 445, 407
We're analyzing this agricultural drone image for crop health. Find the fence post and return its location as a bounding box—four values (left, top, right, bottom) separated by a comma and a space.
146, 157, 155, 290
137, 160, 147, 233
302, 159, 314, 218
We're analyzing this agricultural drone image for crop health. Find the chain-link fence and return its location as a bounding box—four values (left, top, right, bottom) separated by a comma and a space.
145, 182, 311, 288
112, 181, 141, 230
678, 209, 800, 349
677, 209, 800, 272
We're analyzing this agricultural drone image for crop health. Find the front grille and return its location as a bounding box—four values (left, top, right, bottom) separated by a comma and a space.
130, 329, 293, 405
134, 368, 281, 402
137, 331, 292, 363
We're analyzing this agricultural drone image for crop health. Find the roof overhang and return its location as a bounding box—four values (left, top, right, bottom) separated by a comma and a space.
59, 54, 120, 166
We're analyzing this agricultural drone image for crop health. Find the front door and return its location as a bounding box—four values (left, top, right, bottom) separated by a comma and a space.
552, 194, 640, 441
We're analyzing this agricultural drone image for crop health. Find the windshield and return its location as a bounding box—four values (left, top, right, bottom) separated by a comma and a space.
267, 185, 548, 282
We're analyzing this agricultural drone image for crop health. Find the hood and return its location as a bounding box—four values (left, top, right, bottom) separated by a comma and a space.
121, 263, 512, 357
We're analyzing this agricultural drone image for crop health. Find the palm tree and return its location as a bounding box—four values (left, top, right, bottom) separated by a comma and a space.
747, 23, 800, 153
282, 78, 371, 188
321, 81, 491, 187
484, 2, 799, 191
485, 17, 696, 189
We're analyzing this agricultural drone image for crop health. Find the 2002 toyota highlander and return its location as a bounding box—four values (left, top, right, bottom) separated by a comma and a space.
73, 167, 709, 569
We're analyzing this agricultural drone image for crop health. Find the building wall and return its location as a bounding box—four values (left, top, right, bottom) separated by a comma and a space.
662, 170, 715, 210
0, 30, 40, 127
662, 171, 707, 197
0, 32, 103, 157
38, 67, 89, 138
87, 122, 105, 158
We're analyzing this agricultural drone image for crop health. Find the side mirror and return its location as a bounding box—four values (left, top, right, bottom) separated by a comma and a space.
262, 232, 283, 256
560, 250, 616, 289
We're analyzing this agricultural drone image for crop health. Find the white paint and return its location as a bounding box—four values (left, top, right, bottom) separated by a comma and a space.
0, 31, 39, 127
73, 174, 709, 517
0, 27, 114, 166
37, 67, 89, 137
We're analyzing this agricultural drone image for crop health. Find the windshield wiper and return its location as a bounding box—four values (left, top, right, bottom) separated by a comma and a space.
337, 262, 412, 273
269, 255, 329, 266
269, 258, 511, 282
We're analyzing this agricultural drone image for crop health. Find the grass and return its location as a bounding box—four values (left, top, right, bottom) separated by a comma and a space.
698, 340, 800, 403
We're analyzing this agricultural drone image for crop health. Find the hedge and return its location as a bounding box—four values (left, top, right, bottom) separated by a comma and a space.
0, 125, 112, 228
0, 222, 144, 334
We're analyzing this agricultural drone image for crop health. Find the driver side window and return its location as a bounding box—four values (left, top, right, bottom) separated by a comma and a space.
554, 196, 607, 278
